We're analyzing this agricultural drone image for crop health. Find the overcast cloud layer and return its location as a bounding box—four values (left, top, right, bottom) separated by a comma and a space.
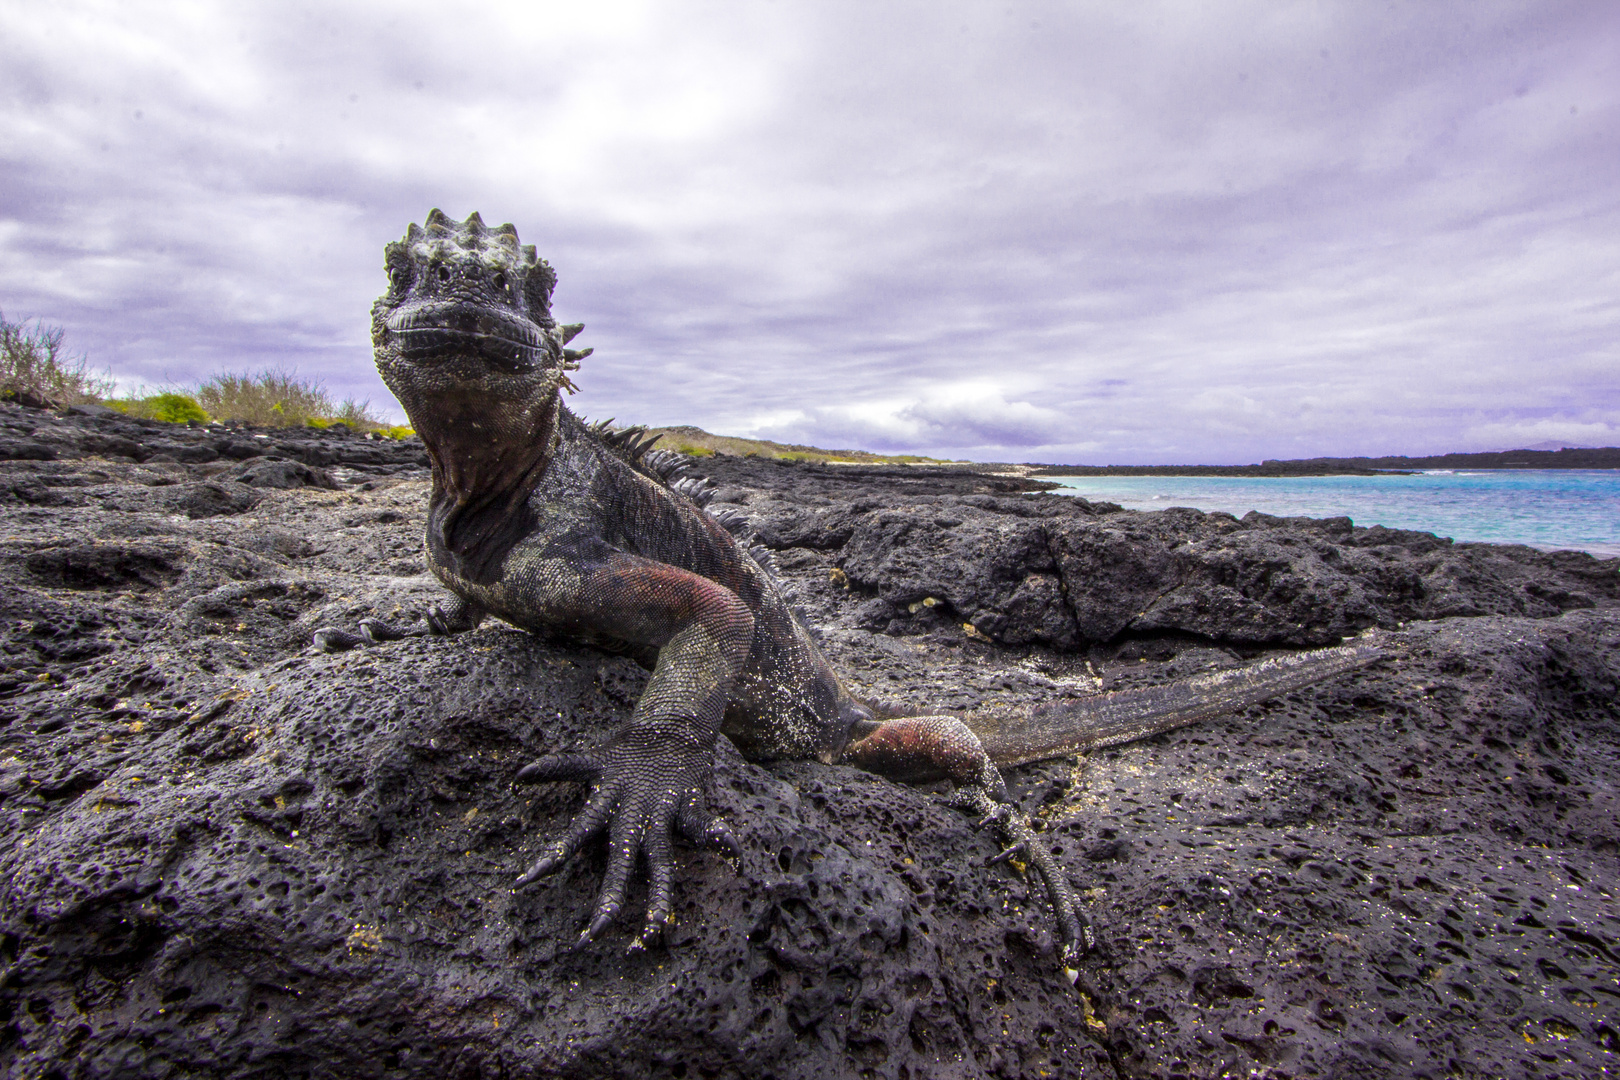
2, 0, 1616, 463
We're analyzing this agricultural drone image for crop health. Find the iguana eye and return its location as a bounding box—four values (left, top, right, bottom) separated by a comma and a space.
389, 266, 411, 292
436, 264, 451, 283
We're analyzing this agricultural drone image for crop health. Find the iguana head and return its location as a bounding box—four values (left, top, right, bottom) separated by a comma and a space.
373, 210, 589, 501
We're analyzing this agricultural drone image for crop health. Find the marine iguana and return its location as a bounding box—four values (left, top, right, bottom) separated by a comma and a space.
316, 209, 1379, 975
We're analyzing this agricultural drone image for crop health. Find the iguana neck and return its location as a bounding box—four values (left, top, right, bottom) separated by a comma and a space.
416, 387, 562, 579
417, 387, 558, 504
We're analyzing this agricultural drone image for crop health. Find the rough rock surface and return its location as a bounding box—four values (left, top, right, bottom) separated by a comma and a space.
720, 457, 1614, 651
1, 407, 1617, 1079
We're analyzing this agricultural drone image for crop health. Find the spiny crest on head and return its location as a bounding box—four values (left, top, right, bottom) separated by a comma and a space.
394, 209, 559, 311
417, 209, 531, 260
425, 207, 454, 235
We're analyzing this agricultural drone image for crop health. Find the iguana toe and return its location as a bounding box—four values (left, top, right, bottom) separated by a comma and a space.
312, 627, 367, 652
514, 753, 601, 785
359, 617, 413, 643
583, 815, 640, 939
514, 781, 618, 890
675, 797, 741, 860
988, 840, 1028, 866
636, 842, 676, 950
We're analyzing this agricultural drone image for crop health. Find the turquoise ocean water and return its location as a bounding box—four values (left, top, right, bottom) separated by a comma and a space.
1044, 470, 1619, 559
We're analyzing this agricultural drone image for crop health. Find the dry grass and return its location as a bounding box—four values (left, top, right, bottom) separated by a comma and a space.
0, 315, 407, 434
195, 369, 385, 429
637, 424, 956, 465
0, 312, 114, 407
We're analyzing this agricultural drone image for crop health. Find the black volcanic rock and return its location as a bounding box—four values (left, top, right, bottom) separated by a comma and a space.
228, 459, 339, 490
0, 401, 430, 474
0, 411, 1616, 1079
719, 454, 1615, 651
173, 481, 263, 518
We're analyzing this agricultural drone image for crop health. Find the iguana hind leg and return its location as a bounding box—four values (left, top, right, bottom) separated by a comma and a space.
839, 715, 1091, 974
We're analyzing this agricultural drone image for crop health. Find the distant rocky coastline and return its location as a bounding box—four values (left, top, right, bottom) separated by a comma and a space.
1030, 445, 1620, 476
485, 420, 1620, 476
1, 401, 1616, 1079
1032, 462, 1397, 477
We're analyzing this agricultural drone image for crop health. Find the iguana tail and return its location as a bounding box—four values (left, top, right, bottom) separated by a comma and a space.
969, 642, 1382, 767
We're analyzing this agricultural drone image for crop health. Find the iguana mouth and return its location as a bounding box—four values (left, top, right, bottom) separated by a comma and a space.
386, 303, 552, 373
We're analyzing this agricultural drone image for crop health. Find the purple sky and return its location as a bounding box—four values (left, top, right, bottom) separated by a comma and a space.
2, 2, 1616, 464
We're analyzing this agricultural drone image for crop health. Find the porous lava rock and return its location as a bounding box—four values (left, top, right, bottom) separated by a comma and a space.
0, 408, 1616, 1079
723, 456, 1615, 651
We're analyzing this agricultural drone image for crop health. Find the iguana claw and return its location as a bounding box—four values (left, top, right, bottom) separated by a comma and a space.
312, 627, 367, 652
359, 617, 414, 643
988, 841, 1027, 866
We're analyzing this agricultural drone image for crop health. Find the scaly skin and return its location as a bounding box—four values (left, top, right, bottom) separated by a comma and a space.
317, 210, 1381, 973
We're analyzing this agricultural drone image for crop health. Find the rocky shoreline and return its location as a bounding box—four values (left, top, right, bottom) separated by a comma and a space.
0, 403, 1616, 1079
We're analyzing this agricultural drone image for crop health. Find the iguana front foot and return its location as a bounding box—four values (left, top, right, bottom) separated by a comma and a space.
512, 731, 738, 949
311, 598, 486, 652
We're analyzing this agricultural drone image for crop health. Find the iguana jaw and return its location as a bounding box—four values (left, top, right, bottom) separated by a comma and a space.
383, 301, 556, 375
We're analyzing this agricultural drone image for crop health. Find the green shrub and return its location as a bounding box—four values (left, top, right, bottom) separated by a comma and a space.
142, 392, 209, 424
104, 393, 212, 424
379, 425, 416, 440
0, 312, 113, 406
100, 398, 141, 418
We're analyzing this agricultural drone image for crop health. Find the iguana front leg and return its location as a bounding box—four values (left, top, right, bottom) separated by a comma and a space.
511, 552, 753, 948
312, 595, 487, 652
840, 715, 1091, 976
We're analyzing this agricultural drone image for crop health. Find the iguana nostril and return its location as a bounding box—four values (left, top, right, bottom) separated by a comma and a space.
437, 265, 451, 283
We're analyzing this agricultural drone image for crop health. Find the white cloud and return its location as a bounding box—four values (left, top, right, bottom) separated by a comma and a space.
0, 1, 1615, 458
741, 381, 1073, 455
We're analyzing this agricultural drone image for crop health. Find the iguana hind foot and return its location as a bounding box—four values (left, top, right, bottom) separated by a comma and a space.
954, 787, 1091, 978
840, 714, 1091, 971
